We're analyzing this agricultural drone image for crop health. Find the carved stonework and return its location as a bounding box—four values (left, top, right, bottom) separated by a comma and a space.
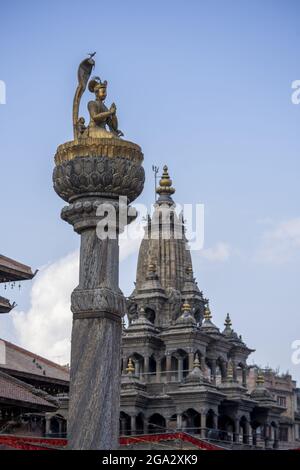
71, 287, 126, 321
53, 154, 144, 203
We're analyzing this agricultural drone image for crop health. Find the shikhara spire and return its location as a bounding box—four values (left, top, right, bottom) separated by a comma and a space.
128, 165, 205, 328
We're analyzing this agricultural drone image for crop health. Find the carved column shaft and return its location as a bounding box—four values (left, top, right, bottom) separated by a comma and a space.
166, 354, 172, 382
53, 140, 145, 450
67, 202, 125, 449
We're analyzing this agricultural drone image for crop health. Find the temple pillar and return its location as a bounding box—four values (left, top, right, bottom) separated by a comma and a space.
188, 352, 194, 372
45, 416, 51, 436
166, 354, 172, 382
144, 356, 149, 381
245, 420, 251, 445
156, 358, 161, 383
211, 359, 217, 384
264, 423, 271, 448
200, 413, 206, 438
273, 426, 279, 449
131, 415, 136, 435
212, 413, 218, 430
135, 360, 140, 377
58, 419, 63, 437
178, 357, 183, 381
177, 413, 182, 431
234, 418, 240, 443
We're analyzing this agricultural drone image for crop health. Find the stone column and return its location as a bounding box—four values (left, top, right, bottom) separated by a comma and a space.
200, 413, 206, 438
53, 139, 144, 449
234, 418, 240, 443
166, 354, 172, 382
212, 413, 218, 430
200, 356, 206, 374
135, 360, 140, 377
156, 358, 161, 383
45, 416, 51, 436
178, 357, 183, 381
264, 423, 271, 449
144, 356, 149, 381
244, 421, 251, 444
177, 413, 182, 431
188, 352, 194, 373
211, 359, 217, 384
273, 426, 279, 449
131, 415, 136, 435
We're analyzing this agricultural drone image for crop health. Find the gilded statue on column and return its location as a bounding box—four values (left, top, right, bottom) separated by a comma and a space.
72, 53, 123, 140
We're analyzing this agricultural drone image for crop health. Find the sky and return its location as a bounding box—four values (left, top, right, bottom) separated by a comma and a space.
0, 0, 300, 382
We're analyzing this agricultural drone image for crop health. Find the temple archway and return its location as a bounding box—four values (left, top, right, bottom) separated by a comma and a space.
145, 307, 155, 324
182, 408, 200, 434
218, 415, 234, 441
148, 413, 166, 434
120, 412, 131, 436
136, 412, 145, 435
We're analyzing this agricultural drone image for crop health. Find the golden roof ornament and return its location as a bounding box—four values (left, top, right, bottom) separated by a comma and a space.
148, 260, 156, 274
256, 369, 265, 386
193, 354, 201, 369
156, 165, 175, 196
126, 358, 135, 375
182, 301, 192, 313
204, 304, 212, 321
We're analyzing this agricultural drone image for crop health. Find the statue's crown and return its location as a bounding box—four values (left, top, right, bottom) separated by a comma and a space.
88, 76, 107, 93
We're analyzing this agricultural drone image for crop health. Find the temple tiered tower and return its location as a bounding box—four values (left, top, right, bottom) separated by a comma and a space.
127, 165, 206, 328
120, 166, 284, 448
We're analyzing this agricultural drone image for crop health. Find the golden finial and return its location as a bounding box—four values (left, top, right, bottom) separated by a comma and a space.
193, 353, 201, 369
227, 361, 234, 380
256, 369, 265, 386
204, 305, 212, 321
224, 313, 232, 327
182, 301, 191, 313
126, 358, 135, 374
156, 165, 175, 196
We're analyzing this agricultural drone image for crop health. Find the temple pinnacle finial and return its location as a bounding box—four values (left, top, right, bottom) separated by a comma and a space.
224, 313, 232, 327
156, 165, 175, 197
256, 369, 265, 386
193, 353, 201, 369
204, 304, 212, 321
126, 358, 135, 375
182, 301, 191, 313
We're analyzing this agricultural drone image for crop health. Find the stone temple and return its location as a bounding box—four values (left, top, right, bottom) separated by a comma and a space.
120, 165, 300, 449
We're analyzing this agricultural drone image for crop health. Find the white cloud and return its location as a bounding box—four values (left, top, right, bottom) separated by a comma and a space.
198, 242, 231, 262
12, 251, 78, 365
256, 218, 300, 263
12, 223, 143, 365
